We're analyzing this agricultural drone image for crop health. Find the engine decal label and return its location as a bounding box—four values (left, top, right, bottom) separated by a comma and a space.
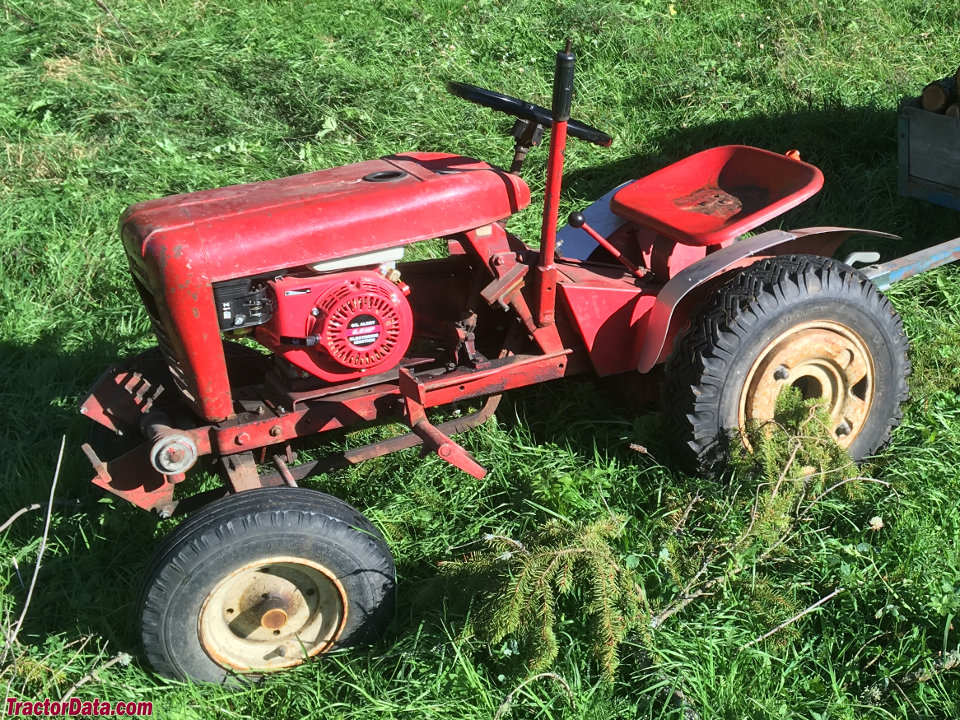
347, 314, 382, 348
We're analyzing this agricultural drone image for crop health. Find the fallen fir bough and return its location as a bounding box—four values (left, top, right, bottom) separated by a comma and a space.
439, 391, 956, 712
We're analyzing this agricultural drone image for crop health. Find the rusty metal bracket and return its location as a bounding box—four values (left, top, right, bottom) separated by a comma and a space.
82, 441, 174, 515
221, 451, 264, 492
481, 263, 528, 310
79, 365, 165, 434
398, 368, 487, 478
255, 394, 502, 487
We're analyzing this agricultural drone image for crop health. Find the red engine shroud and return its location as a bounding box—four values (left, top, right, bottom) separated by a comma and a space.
256, 271, 414, 382
120, 152, 531, 421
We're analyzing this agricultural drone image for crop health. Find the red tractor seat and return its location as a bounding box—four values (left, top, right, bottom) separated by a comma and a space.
609, 145, 824, 246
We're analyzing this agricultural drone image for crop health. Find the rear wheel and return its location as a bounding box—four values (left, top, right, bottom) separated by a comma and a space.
139, 487, 395, 683
662, 254, 910, 472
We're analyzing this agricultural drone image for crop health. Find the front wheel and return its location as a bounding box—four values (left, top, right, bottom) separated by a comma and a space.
138, 487, 395, 683
662, 255, 910, 472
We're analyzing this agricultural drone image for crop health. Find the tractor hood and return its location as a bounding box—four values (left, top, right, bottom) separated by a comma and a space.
121, 152, 530, 282
119, 152, 530, 422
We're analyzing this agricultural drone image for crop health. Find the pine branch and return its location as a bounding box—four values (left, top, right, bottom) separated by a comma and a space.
741, 587, 845, 649
440, 516, 642, 680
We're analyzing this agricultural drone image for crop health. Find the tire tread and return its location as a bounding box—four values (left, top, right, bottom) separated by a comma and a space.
138, 488, 394, 683
662, 254, 910, 472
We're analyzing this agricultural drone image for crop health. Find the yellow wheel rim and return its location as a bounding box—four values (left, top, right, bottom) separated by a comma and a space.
738, 320, 875, 449
198, 556, 347, 672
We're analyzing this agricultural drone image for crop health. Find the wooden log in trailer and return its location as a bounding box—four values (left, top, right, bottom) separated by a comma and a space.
921, 76, 956, 113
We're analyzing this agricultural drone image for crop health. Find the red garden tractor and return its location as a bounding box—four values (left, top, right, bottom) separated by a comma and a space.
80, 43, 957, 683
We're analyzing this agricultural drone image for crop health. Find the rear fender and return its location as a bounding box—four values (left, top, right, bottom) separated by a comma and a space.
635, 226, 900, 373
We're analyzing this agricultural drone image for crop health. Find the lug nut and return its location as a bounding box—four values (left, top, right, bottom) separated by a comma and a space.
836, 421, 851, 437
773, 365, 790, 381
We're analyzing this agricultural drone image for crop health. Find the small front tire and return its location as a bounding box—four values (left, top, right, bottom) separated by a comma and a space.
138, 487, 395, 683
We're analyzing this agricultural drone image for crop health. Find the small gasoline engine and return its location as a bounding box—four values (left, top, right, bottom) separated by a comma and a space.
254, 264, 413, 382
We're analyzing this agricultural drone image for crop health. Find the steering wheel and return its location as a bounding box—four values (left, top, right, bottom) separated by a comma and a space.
446, 82, 613, 147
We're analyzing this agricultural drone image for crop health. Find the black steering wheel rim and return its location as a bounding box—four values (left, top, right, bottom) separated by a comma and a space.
446, 81, 612, 148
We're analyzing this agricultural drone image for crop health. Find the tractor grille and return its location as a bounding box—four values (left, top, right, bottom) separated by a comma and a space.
130, 275, 196, 405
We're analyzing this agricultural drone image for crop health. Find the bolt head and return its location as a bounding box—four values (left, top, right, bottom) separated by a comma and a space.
164, 447, 186, 463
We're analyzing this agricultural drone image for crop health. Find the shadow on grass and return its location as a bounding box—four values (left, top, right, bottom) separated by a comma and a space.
0, 335, 161, 659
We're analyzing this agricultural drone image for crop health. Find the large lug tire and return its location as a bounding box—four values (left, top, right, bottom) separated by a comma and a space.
138, 487, 395, 683
661, 254, 910, 472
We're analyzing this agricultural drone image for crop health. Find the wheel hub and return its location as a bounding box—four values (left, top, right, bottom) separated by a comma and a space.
258, 597, 289, 631
739, 320, 875, 448
198, 557, 347, 672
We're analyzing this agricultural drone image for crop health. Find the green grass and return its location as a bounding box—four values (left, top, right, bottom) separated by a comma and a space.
3, 0, 960, 717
